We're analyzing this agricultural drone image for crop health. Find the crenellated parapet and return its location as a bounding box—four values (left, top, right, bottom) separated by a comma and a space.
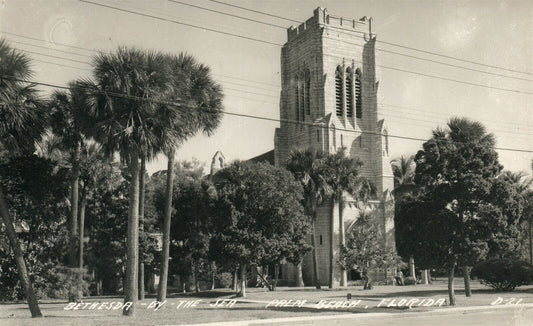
287, 7, 373, 42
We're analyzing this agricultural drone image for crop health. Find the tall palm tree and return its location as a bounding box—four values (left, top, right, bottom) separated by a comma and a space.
48, 88, 87, 271
74, 47, 172, 316
0, 39, 43, 317
323, 148, 374, 288
286, 149, 333, 289
156, 53, 223, 302
391, 155, 417, 280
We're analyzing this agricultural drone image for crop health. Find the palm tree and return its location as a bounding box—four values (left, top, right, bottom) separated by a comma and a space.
48, 88, 87, 271
286, 149, 333, 289
0, 39, 43, 317
156, 53, 223, 302
391, 155, 416, 201
323, 148, 374, 287
74, 47, 172, 316
391, 155, 417, 281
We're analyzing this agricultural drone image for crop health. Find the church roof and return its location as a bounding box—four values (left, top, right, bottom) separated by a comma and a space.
248, 149, 275, 165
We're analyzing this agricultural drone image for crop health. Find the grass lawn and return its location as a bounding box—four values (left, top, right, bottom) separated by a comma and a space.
1, 279, 532, 325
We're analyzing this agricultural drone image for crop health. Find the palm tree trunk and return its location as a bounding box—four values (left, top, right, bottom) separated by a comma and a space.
232, 269, 238, 291
157, 151, 175, 302
123, 150, 140, 316
311, 210, 321, 289
138, 156, 146, 300
0, 186, 42, 317
329, 198, 335, 288
448, 264, 456, 306
211, 262, 216, 290
339, 195, 347, 287
78, 193, 87, 299
273, 263, 279, 291
463, 265, 472, 297
295, 261, 304, 287
237, 263, 247, 297
409, 256, 416, 281
78, 195, 86, 270
69, 144, 81, 269
529, 218, 532, 265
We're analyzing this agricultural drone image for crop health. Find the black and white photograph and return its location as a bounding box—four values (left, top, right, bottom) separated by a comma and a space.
0, 1, 532, 325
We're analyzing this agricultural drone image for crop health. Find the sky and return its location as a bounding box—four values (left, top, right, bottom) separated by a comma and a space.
1, 0, 532, 175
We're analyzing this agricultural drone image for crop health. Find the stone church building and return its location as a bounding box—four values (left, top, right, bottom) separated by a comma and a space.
263, 7, 396, 287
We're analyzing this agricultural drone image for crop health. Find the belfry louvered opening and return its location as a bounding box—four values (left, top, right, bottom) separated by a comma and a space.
346, 67, 353, 118
335, 66, 343, 117
355, 68, 362, 119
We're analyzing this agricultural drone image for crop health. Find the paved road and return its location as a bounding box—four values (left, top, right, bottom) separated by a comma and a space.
189, 305, 533, 326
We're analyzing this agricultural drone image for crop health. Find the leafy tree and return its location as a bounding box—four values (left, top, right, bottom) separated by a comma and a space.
340, 211, 401, 289
322, 148, 373, 287
0, 39, 45, 317
0, 155, 69, 301
152, 160, 214, 293
286, 149, 332, 289
210, 161, 310, 297
85, 176, 128, 295
407, 117, 504, 304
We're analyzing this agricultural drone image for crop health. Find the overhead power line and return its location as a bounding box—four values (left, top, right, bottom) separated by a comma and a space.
172, 0, 531, 82
0, 30, 98, 53
209, 0, 533, 76
8, 43, 532, 132
77, 0, 283, 46
76, 1, 532, 94
209, 0, 300, 23
3, 74, 532, 154
168, 0, 285, 29
13, 47, 91, 65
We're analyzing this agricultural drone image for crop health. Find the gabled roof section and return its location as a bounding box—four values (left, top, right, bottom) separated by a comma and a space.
313, 113, 333, 126
248, 149, 275, 165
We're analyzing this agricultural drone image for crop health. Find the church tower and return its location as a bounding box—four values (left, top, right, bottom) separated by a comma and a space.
274, 8, 395, 287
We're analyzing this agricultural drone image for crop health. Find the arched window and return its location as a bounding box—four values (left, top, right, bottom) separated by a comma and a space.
355, 69, 362, 119
335, 66, 343, 117
304, 69, 311, 116
345, 68, 353, 118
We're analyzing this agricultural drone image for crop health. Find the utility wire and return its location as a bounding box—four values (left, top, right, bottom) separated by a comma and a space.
210, 0, 533, 76
77, 1, 531, 94
11, 46, 532, 132
3, 38, 93, 58
3, 74, 532, 154
209, 0, 300, 23
13, 47, 91, 65
77, 0, 283, 46
323, 52, 533, 95
0, 30, 98, 53
168, 0, 285, 29
11, 44, 531, 131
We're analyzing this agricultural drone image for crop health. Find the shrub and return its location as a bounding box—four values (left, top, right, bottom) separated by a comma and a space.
472, 259, 533, 291
216, 272, 233, 288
